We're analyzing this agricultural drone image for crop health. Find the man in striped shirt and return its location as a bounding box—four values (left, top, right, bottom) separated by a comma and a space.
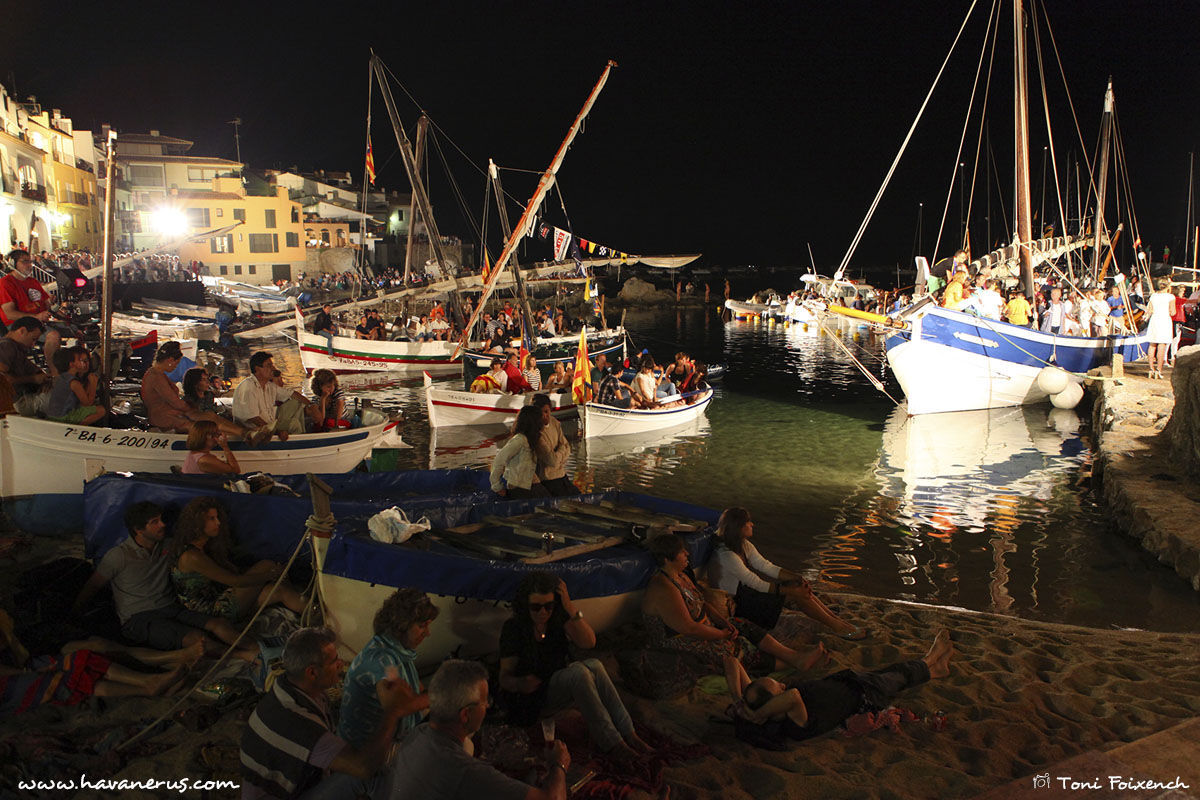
240, 627, 421, 799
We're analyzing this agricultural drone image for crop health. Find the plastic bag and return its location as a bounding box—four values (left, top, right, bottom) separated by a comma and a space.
368, 507, 431, 544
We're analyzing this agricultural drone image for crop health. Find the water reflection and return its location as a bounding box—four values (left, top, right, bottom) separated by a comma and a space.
577, 418, 711, 493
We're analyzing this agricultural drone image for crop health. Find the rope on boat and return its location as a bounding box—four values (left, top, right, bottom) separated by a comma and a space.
817, 320, 902, 406
115, 525, 316, 753
968, 314, 1146, 379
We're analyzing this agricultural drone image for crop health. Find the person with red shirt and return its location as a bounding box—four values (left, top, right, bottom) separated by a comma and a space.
1, 249, 61, 373
502, 352, 532, 394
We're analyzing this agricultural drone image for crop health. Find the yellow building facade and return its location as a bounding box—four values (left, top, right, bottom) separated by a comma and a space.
169, 177, 306, 285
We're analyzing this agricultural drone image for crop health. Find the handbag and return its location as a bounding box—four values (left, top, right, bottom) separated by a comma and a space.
734, 582, 784, 630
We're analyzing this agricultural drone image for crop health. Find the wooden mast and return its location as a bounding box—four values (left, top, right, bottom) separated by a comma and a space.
1090, 79, 1115, 278
1013, 0, 1035, 301
370, 54, 464, 319
454, 60, 617, 357
488, 159, 537, 348
98, 129, 117, 409
402, 116, 429, 284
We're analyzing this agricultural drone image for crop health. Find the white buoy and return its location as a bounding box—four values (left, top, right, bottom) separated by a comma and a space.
1037, 366, 1070, 395
1050, 381, 1084, 409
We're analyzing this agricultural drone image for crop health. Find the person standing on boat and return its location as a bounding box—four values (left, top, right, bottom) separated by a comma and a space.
232, 351, 312, 442
707, 508, 867, 641
1, 249, 62, 375
311, 303, 336, 355
490, 405, 545, 499
498, 572, 651, 761
1040, 287, 1071, 335
927, 250, 967, 297
0, 316, 51, 416
1004, 290, 1032, 328
530, 394, 576, 496
1144, 278, 1176, 379
339, 589, 437, 749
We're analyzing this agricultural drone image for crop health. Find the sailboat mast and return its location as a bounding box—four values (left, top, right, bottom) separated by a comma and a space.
98, 130, 117, 410
454, 60, 617, 356
1013, 0, 1035, 301
402, 116, 429, 284
370, 55, 463, 315
488, 159, 536, 346
356, 62, 373, 294
1090, 79, 1115, 277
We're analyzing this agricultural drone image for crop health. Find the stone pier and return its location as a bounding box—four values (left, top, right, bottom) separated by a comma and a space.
1089, 345, 1200, 591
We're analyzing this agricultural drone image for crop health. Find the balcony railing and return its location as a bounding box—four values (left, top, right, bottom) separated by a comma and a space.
75, 158, 95, 174
21, 181, 47, 202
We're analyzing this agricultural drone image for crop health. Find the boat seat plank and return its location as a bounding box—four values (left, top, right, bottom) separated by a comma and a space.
520, 535, 627, 564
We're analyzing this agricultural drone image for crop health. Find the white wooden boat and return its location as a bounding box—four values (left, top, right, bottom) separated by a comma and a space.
724, 298, 775, 319
132, 299, 220, 321
423, 372, 577, 428
111, 312, 218, 342
295, 308, 460, 374
581, 387, 715, 438
0, 408, 400, 502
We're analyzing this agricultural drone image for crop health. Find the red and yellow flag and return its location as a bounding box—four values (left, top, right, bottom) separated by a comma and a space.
365, 136, 376, 185
481, 250, 492, 284
571, 327, 592, 404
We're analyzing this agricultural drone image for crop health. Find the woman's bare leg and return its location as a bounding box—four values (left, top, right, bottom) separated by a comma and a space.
61, 637, 203, 668
786, 586, 858, 635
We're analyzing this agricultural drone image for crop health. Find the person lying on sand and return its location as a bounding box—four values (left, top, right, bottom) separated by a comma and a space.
730, 629, 954, 743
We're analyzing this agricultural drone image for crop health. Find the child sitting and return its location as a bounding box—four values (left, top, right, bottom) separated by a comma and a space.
47, 346, 107, 425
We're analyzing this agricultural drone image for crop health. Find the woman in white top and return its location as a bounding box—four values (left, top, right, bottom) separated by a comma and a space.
632, 356, 659, 408
489, 406, 545, 499
1145, 278, 1176, 379
708, 507, 867, 640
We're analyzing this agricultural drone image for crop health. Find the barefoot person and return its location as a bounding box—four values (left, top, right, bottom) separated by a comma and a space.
708, 507, 867, 640
732, 629, 955, 742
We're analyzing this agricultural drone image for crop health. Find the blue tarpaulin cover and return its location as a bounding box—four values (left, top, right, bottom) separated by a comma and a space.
83, 473, 715, 602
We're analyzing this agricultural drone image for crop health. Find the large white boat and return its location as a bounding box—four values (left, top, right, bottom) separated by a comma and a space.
111, 312, 218, 342
581, 388, 714, 438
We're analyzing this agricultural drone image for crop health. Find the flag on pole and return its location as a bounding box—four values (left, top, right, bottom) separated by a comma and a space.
365, 136, 376, 185
481, 250, 492, 283
570, 232, 584, 276
584, 278, 591, 301
571, 327, 591, 404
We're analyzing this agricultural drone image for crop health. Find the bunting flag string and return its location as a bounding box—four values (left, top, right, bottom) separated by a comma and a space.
535, 225, 632, 263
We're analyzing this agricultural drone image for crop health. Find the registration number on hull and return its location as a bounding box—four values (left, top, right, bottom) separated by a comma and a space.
62, 428, 171, 449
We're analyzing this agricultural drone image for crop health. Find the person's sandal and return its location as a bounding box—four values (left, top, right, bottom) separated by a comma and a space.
840, 627, 869, 641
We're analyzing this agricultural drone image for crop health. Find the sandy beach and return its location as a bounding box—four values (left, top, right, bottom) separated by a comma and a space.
2, 522, 1197, 800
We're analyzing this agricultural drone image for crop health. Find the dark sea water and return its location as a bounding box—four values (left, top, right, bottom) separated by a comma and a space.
272, 306, 1200, 634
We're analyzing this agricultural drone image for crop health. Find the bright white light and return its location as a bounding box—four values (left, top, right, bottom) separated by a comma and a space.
0, 201, 13, 217
1137, 251, 1147, 261
150, 207, 189, 237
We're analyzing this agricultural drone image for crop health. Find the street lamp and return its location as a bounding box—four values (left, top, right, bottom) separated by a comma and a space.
150, 206, 188, 237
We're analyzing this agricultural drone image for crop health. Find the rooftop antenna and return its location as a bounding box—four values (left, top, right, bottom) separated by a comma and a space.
227, 118, 242, 164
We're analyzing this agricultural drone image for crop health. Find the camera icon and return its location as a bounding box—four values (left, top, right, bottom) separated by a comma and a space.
1032, 774, 1051, 789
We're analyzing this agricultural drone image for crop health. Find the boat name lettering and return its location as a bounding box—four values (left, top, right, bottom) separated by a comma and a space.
60, 428, 170, 448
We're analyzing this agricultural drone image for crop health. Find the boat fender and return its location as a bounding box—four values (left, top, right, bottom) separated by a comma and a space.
1050, 382, 1084, 409
1036, 366, 1070, 395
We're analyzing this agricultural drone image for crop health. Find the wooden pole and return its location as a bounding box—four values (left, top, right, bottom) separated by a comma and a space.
402, 116, 428, 284
98, 130, 117, 410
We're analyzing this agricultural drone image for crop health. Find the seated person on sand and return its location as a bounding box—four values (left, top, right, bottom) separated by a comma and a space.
231, 351, 312, 442
641, 533, 829, 694
732, 629, 954, 742
307, 369, 351, 431
0, 316, 52, 416
384, 659, 573, 800
499, 572, 652, 761
340, 589, 437, 749
72, 501, 256, 662
708, 507, 867, 641
167, 496, 305, 622
543, 361, 569, 392
182, 420, 241, 475
470, 358, 508, 394
0, 608, 191, 713
142, 341, 252, 441
46, 345, 107, 426
241, 627, 423, 800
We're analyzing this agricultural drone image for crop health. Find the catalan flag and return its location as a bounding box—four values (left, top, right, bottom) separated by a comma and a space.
571, 327, 592, 404
365, 136, 376, 185
481, 250, 492, 283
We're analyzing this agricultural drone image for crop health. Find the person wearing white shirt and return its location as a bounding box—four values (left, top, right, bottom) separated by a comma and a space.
707, 507, 868, 640
489, 407, 544, 499
232, 352, 313, 441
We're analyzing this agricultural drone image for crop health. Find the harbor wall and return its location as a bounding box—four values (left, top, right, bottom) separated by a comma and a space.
1090, 346, 1200, 591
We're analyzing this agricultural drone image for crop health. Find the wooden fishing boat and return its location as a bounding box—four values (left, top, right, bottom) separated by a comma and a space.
423, 372, 577, 428
80, 470, 718, 669
111, 311, 218, 342
295, 320, 462, 374
581, 387, 715, 438
0, 407, 402, 532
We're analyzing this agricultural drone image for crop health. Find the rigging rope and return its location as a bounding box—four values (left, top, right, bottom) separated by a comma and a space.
839, 0, 981, 275
817, 319, 901, 405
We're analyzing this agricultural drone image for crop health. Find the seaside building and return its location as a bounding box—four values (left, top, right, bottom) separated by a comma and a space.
0, 86, 102, 254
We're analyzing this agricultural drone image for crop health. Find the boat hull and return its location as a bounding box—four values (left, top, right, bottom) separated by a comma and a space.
581, 388, 714, 438
424, 374, 577, 428
297, 329, 460, 374
0, 412, 397, 500
886, 307, 1148, 415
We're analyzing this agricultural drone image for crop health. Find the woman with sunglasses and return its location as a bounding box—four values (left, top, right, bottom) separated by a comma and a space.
498, 572, 652, 760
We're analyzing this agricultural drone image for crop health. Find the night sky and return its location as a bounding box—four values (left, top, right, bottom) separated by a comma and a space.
5, 1, 1198, 278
